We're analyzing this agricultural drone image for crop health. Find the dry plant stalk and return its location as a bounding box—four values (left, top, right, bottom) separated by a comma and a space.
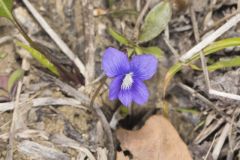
181, 12, 240, 101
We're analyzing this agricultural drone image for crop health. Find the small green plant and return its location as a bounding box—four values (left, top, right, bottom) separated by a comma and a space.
0, 0, 85, 85
102, 0, 172, 108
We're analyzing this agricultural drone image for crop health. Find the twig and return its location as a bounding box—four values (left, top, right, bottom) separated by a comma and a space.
212, 123, 231, 160
238, 0, 240, 11
133, 0, 152, 39
89, 76, 115, 160
88, 73, 105, 85
163, 37, 179, 56
81, 1, 95, 84
201, 11, 240, 37
203, 0, 217, 30
0, 120, 11, 130
209, 89, 240, 101
190, 5, 210, 90
204, 134, 217, 160
41, 72, 89, 105
110, 107, 125, 130
195, 118, 224, 144
0, 36, 12, 45
180, 13, 240, 62
177, 83, 237, 127
93, 105, 115, 160
136, 0, 142, 12
0, 97, 87, 112
21, 0, 86, 77
164, 25, 179, 56
6, 81, 23, 160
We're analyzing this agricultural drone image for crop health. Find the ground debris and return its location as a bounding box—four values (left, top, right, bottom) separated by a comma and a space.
18, 140, 70, 160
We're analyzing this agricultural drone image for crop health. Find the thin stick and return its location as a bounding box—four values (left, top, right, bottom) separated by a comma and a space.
190, 5, 210, 90
201, 11, 240, 37
22, 0, 86, 76
89, 76, 115, 160
212, 123, 231, 160
164, 25, 179, 56
88, 73, 105, 85
6, 81, 23, 160
238, 0, 240, 11
178, 83, 237, 127
0, 97, 87, 112
133, 0, 152, 39
204, 134, 217, 160
209, 89, 240, 101
180, 13, 240, 62
163, 37, 179, 56
136, 0, 142, 12
81, 0, 95, 84
0, 36, 12, 45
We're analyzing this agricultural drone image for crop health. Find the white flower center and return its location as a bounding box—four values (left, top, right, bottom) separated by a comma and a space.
121, 72, 133, 90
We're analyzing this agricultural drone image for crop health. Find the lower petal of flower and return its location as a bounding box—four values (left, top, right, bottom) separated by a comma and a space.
131, 79, 149, 105
109, 75, 124, 100
118, 89, 132, 107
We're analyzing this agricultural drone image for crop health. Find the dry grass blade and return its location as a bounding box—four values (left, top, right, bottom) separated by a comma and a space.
133, 0, 152, 39
21, 0, 86, 77
180, 13, 240, 62
204, 134, 217, 160
81, 0, 95, 83
190, 4, 211, 90
194, 118, 225, 144
18, 140, 70, 160
6, 81, 24, 160
209, 89, 240, 101
50, 134, 96, 160
0, 97, 87, 112
212, 123, 231, 160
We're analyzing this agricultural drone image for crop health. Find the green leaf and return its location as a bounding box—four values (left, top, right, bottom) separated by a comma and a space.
163, 37, 240, 96
108, 9, 138, 17
175, 107, 200, 114
0, 0, 13, 20
16, 41, 60, 76
7, 69, 24, 92
138, 1, 172, 43
135, 46, 164, 58
127, 48, 134, 57
208, 56, 240, 72
107, 27, 131, 46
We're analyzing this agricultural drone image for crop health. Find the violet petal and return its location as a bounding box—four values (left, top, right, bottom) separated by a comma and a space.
130, 54, 157, 80
109, 75, 123, 100
132, 79, 149, 105
118, 89, 132, 107
102, 47, 130, 77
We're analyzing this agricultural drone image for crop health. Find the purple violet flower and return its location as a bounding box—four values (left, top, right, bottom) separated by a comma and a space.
102, 47, 158, 107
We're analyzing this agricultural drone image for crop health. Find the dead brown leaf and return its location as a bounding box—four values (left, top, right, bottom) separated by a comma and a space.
117, 115, 192, 160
